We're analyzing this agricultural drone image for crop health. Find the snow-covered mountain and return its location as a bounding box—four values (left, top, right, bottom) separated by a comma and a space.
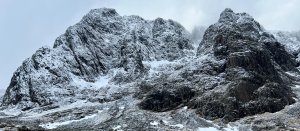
1, 8, 193, 108
272, 31, 300, 64
1, 8, 300, 130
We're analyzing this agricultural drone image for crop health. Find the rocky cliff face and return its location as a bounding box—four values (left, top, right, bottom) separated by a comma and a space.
138, 8, 297, 122
1, 8, 192, 109
191, 8, 297, 122
0, 8, 300, 130
272, 31, 300, 64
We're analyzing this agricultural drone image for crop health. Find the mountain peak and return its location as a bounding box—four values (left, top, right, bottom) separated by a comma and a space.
196, 8, 297, 122
87, 8, 119, 18
219, 8, 255, 24
223, 8, 234, 13
219, 8, 237, 22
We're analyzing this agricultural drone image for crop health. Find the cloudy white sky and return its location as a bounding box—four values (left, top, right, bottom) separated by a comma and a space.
0, 0, 300, 95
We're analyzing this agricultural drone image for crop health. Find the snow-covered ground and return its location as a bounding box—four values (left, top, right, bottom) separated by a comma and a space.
40, 113, 98, 129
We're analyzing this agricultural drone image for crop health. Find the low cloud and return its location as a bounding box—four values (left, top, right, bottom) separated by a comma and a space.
93, 0, 300, 31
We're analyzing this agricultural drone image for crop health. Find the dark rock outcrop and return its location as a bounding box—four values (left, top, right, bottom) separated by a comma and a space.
139, 86, 195, 112
272, 31, 300, 64
190, 8, 296, 122
138, 8, 297, 122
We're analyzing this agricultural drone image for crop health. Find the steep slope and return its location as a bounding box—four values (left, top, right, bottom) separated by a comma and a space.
190, 8, 297, 122
272, 31, 300, 63
0, 8, 299, 130
137, 8, 297, 123
1, 8, 193, 110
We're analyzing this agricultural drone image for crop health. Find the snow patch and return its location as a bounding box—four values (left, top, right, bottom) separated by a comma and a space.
150, 121, 159, 126
183, 106, 188, 110
143, 60, 178, 69
143, 60, 180, 76
71, 74, 110, 89
112, 125, 122, 130
39, 113, 97, 129
197, 127, 219, 131
197, 125, 238, 131
196, 118, 239, 131
170, 124, 184, 129
119, 106, 125, 110
105, 39, 110, 43
162, 120, 169, 124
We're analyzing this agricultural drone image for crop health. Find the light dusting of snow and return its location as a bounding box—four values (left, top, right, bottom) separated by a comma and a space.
3, 7, 300, 131
285, 71, 300, 101
25, 100, 98, 118
143, 60, 177, 69
143, 60, 181, 77
0, 107, 22, 118
273, 31, 300, 54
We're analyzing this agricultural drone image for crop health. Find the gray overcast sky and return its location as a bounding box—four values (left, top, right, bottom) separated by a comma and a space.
1, 0, 300, 95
